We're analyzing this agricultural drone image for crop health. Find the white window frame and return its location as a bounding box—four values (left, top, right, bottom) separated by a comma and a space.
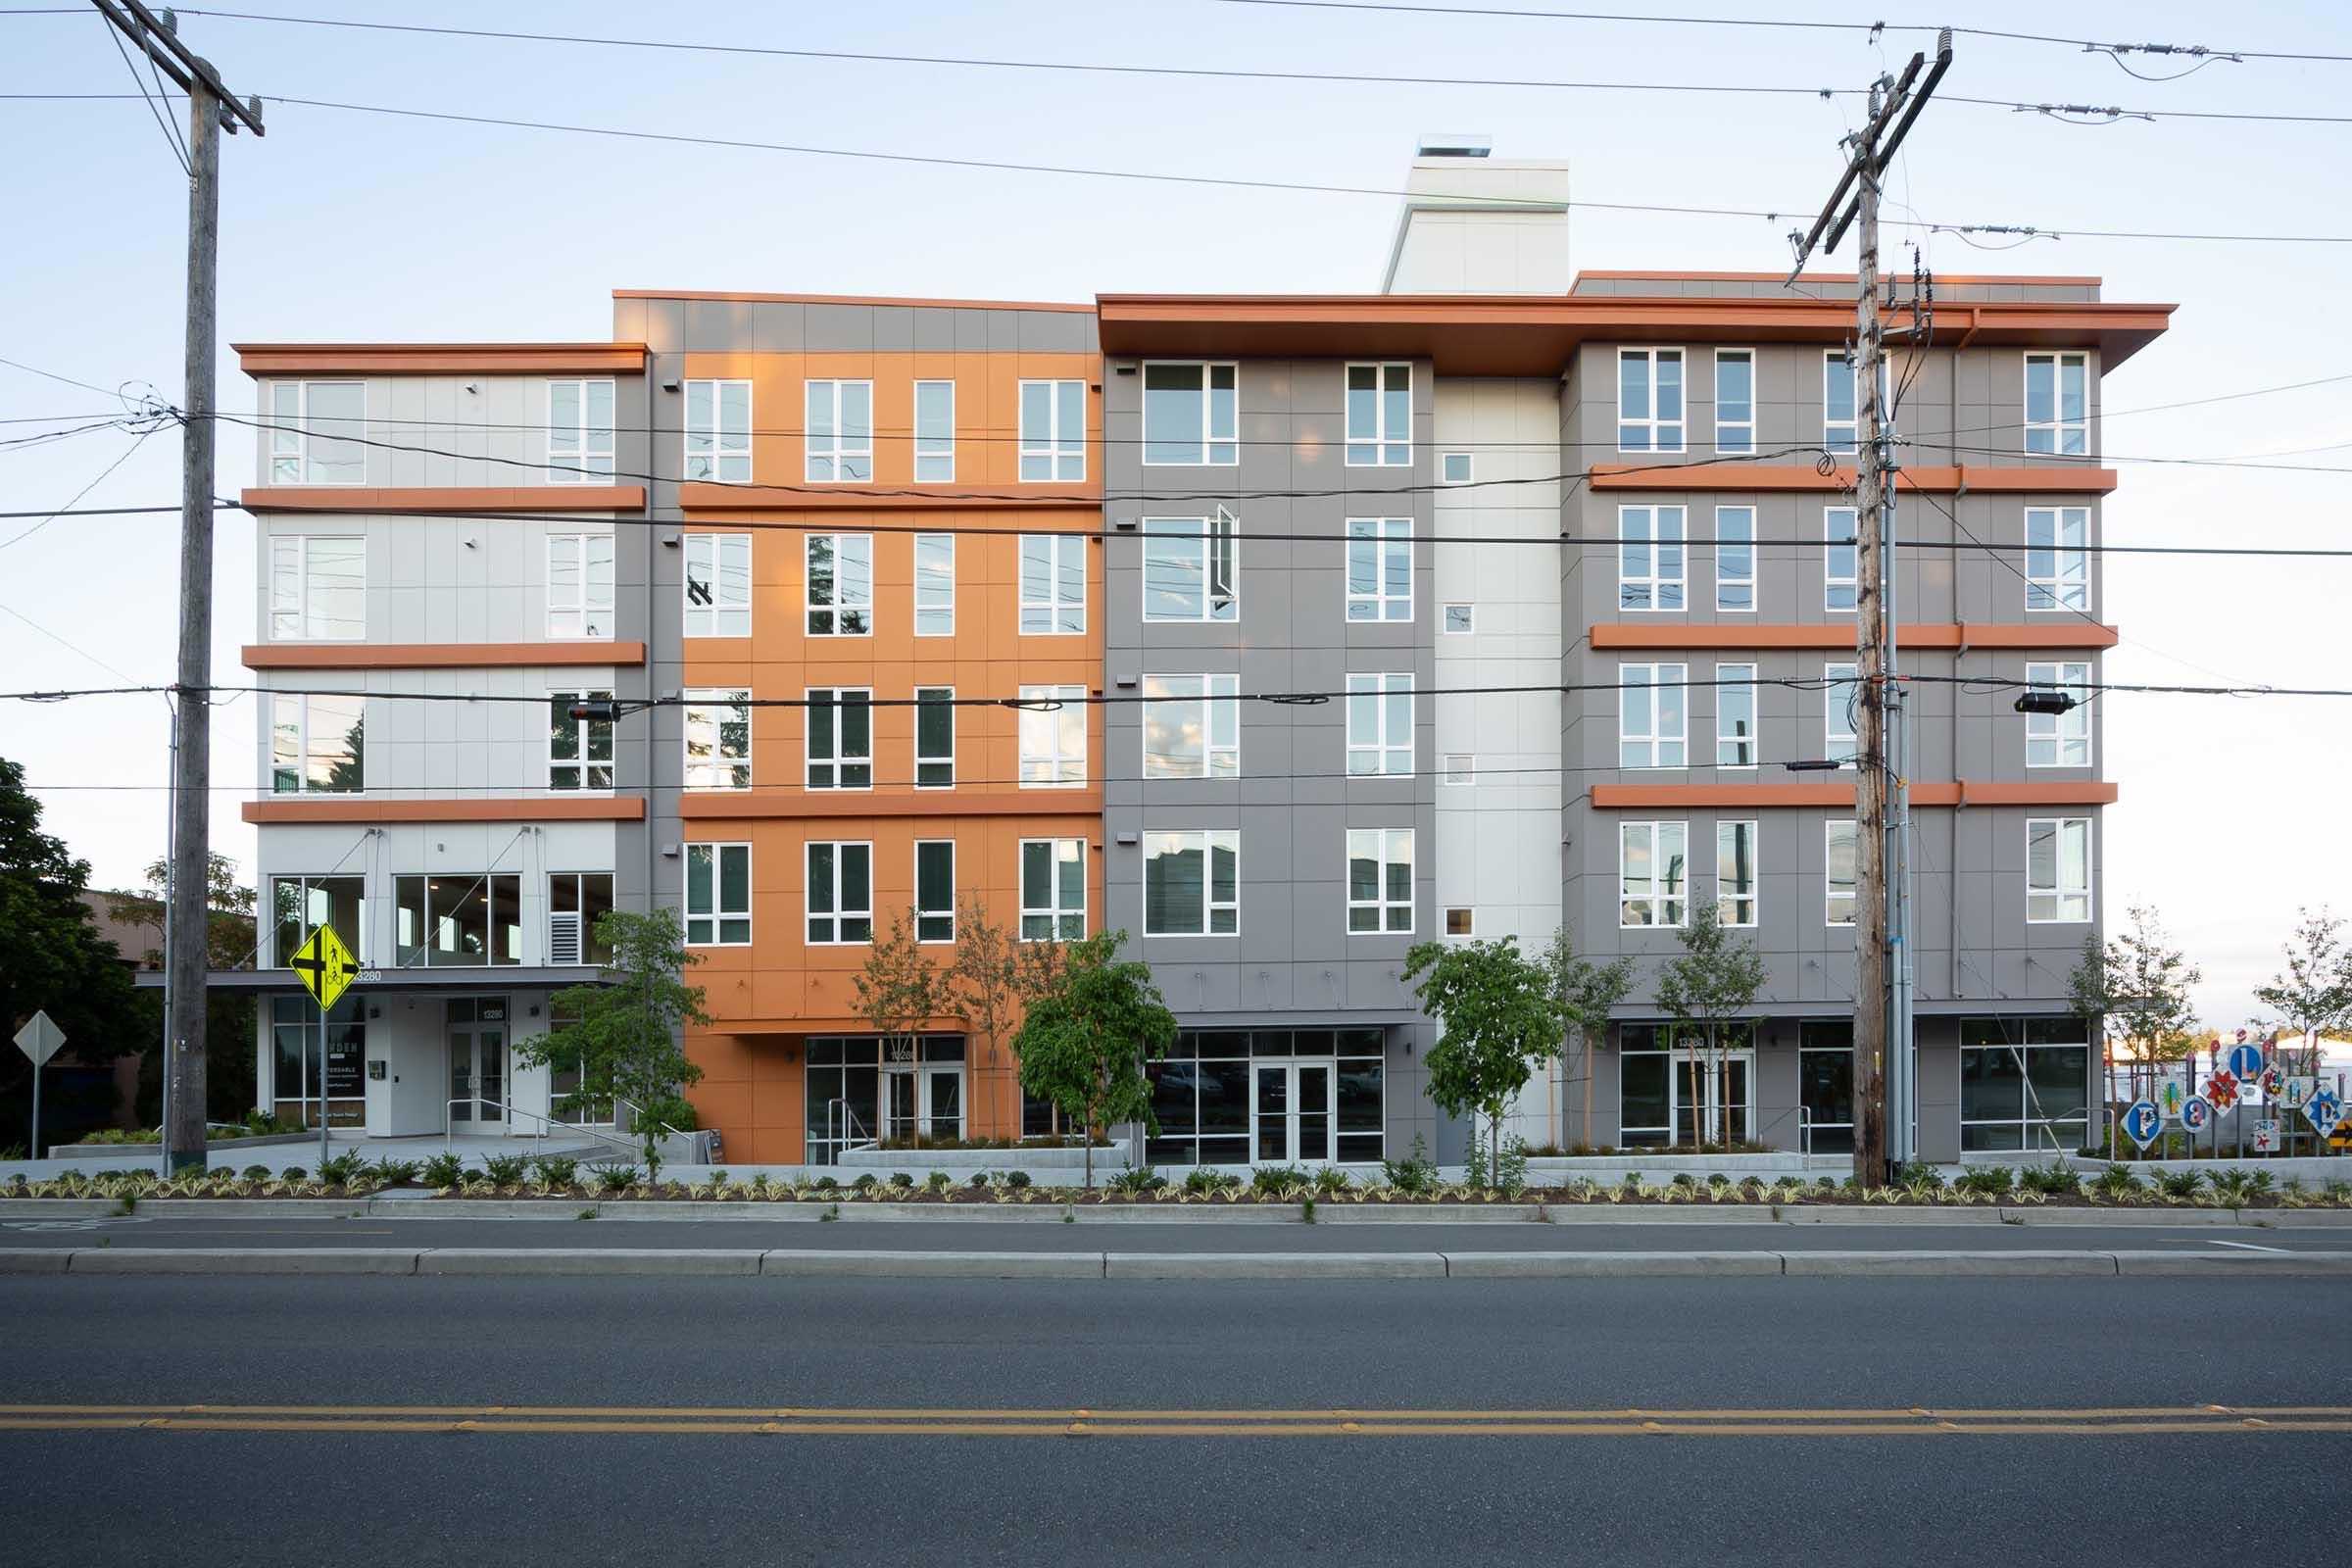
1346, 517, 1413, 622
2025, 661, 2092, 768
806, 687, 873, 791
1142, 673, 1239, 780
1345, 362, 1412, 466
1714, 505, 1756, 612
1439, 451, 1474, 484
1825, 661, 1859, 768
804, 378, 873, 483
1141, 361, 1237, 466
683, 688, 751, 790
1616, 348, 1686, 455
2027, 817, 2093, 924
1141, 511, 1239, 622
1018, 378, 1086, 482
683, 379, 752, 483
1441, 603, 1476, 635
685, 842, 752, 947
1143, 829, 1240, 937
914, 839, 956, 944
1618, 662, 1689, 770
2024, 352, 2090, 456
1018, 533, 1086, 635
913, 379, 955, 482
1825, 506, 1858, 612
1442, 754, 1475, 786
1826, 819, 1857, 926
915, 686, 955, 789
1346, 673, 1414, 777
913, 532, 955, 635
1018, 683, 1087, 788
805, 840, 873, 946
547, 689, 614, 792
270, 691, 365, 795
1619, 820, 1690, 928
1618, 505, 1687, 612
1019, 837, 1087, 943
805, 532, 874, 637
546, 532, 614, 639
546, 378, 615, 481
1717, 819, 1759, 927
268, 535, 366, 640
683, 532, 751, 638
1346, 826, 1415, 935
1716, 662, 1757, 769
266, 381, 365, 485
1824, 349, 1858, 455
1713, 349, 1754, 455
2025, 507, 2090, 612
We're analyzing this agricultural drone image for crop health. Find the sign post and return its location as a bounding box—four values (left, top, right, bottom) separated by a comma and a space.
287, 922, 361, 1173
13, 1011, 67, 1161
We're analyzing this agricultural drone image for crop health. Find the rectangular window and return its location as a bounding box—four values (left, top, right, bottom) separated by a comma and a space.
268, 536, 366, 640
546, 378, 615, 480
1716, 662, 1756, 768
682, 532, 751, 637
270, 692, 365, 794
683, 379, 751, 483
2027, 818, 2092, 923
1714, 505, 1755, 612
805, 532, 874, 636
1020, 838, 1087, 942
1619, 821, 1689, 928
1717, 820, 1759, 927
1445, 907, 1474, 936
1800, 1024, 1856, 1153
1440, 452, 1474, 484
267, 381, 365, 485
804, 841, 871, 945
806, 687, 873, 790
1442, 753, 1474, 786
1142, 362, 1237, 466
1018, 534, 1086, 634
1442, 603, 1475, 635
1617, 348, 1685, 453
1141, 511, 1239, 621
805, 379, 873, 482
546, 533, 614, 639
1825, 507, 1858, 612
2025, 661, 2092, 767
393, 873, 522, 966
2026, 507, 2090, 612
547, 690, 613, 791
1145, 830, 1239, 936
1142, 673, 1240, 780
1618, 662, 1688, 769
915, 687, 955, 788
1825, 662, 1858, 768
913, 532, 955, 635
1345, 362, 1411, 466
270, 873, 363, 968
1618, 505, 1687, 612
1961, 1018, 2089, 1152
1346, 827, 1414, 935
547, 871, 615, 965
913, 379, 955, 481
685, 843, 752, 947
2024, 352, 2089, 456
1824, 350, 1858, 454
1346, 673, 1413, 777
683, 688, 751, 790
1018, 683, 1086, 787
1826, 819, 1856, 926
1713, 349, 1753, 455
1346, 518, 1413, 622
915, 840, 956, 943
1019, 379, 1086, 481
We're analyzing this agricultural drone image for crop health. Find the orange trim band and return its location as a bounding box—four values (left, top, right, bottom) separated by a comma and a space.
681, 790, 1105, 820
242, 797, 646, 824
242, 641, 646, 670
1586, 465, 2117, 494
614, 289, 1093, 312
677, 482, 1101, 513
242, 486, 645, 514
235, 344, 646, 375
1958, 780, 2120, 807
1590, 623, 2119, 651
1572, 270, 2104, 287
1591, 781, 2116, 808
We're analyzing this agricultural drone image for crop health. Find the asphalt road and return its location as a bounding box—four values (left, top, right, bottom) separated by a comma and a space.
1, 1272, 2345, 1566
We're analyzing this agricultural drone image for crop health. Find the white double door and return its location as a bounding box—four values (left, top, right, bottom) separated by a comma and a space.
1252, 1059, 1335, 1164
1673, 1049, 1754, 1146
880, 1065, 963, 1143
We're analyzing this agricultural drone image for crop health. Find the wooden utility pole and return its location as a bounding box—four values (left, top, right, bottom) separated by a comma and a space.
92, 2, 266, 1171
1786, 32, 1950, 1190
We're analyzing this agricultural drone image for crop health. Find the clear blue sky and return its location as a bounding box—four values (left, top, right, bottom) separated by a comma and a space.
4, 0, 2348, 1026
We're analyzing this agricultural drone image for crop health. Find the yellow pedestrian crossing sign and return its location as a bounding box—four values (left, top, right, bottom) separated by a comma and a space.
289, 923, 361, 1010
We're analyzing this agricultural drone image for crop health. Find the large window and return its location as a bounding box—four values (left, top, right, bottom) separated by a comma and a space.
547, 533, 614, 639
1147, 1028, 1385, 1166
1714, 505, 1755, 611
2027, 817, 2092, 923
1142, 512, 1239, 622
806, 688, 872, 790
1713, 349, 1753, 455
547, 871, 614, 965
1346, 827, 1413, 934
2023, 353, 2089, 455
913, 379, 955, 481
1716, 662, 1756, 768
1020, 837, 1086, 942
548, 690, 613, 791
1142, 362, 1238, 466
1617, 348, 1684, 453
684, 379, 751, 482
2025, 661, 2092, 766
1824, 349, 1858, 454
915, 687, 955, 788
1799, 1020, 1855, 1154
805, 379, 873, 482
1018, 684, 1087, 787
1618, 662, 1687, 768
683, 532, 751, 637
266, 382, 364, 485
269, 536, 365, 640
1717, 819, 1758, 927
1619, 505, 1686, 612
1825, 661, 1858, 767
1346, 673, 1413, 776
1346, 518, 1413, 622
806, 841, 872, 945
1142, 674, 1239, 780
2026, 507, 2090, 612
804, 1035, 968, 1163
1144, 830, 1238, 936
914, 533, 955, 635
1617, 1022, 1752, 1148
1019, 534, 1086, 634
1825, 507, 1858, 612
1826, 819, 1856, 926
1960, 1016, 2089, 1152
270, 994, 365, 1121
806, 533, 873, 636
1345, 362, 1411, 466
395, 874, 521, 966
1019, 379, 1086, 481
1619, 821, 1689, 927
915, 840, 956, 943
546, 378, 614, 480
683, 688, 751, 790
270, 692, 365, 794
270, 873, 362, 967
686, 843, 752, 947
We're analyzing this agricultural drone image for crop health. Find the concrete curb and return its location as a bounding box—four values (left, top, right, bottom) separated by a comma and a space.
0, 1250, 73, 1273
1781, 1250, 2120, 1277
66, 1248, 421, 1276
1444, 1250, 1781, 1278
760, 1250, 1104, 1279
417, 1248, 760, 1277
1104, 1251, 1448, 1280
2009, 1206, 2239, 1227
2109, 1250, 2352, 1275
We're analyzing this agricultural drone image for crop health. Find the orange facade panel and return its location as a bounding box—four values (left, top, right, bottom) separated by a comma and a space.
242, 797, 647, 824
1588, 623, 2120, 652
241, 485, 645, 514
242, 640, 647, 670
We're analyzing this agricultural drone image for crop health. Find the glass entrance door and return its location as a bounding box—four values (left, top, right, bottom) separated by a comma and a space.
446, 999, 508, 1125
880, 1065, 964, 1143
881, 1068, 918, 1142
1252, 1061, 1334, 1163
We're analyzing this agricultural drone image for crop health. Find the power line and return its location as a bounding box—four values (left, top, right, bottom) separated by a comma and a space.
0, 425, 162, 551
0, 353, 128, 399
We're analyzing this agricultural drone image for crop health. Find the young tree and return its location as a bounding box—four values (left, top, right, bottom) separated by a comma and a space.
1012, 930, 1176, 1189
1652, 905, 1768, 1149
853, 909, 949, 1142
2069, 905, 2201, 1113
106, 852, 259, 1122
515, 906, 708, 1180
1404, 935, 1565, 1188
2253, 907, 2352, 1075
947, 896, 1068, 1142
1539, 927, 1635, 1151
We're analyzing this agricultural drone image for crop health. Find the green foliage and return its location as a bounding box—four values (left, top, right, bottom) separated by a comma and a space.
1005, 1169, 1032, 1190
887, 1171, 914, 1190
853, 908, 950, 1090
421, 1152, 466, 1189
481, 1153, 529, 1186
812, 1174, 840, 1192
240, 1163, 272, 1180
1652, 906, 1768, 1149
2156, 1169, 2203, 1200
2070, 906, 2201, 1092
1183, 1167, 1241, 1195
2016, 1161, 2082, 1198
925, 1170, 953, 1193
2253, 908, 2352, 1059
278, 1166, 307, 1182
1106, 1165, 1166, 1196
527, 1155, 578, 1189
967, 1171, 992, 1190
1403, 935, 1567, 1188
2093, 1162, 2140, 1198
1380, 1133, 1438, 1195
851, 1173, 879, 1193
945, 895, 1068, 1152
1312, 1165, 1351, 1197
2205, 1167, 2275, 1204
1013, 930, 1178, 1189
1251, 1163, 1308, 1197
317, 1151, 369, 1187
1892, 1161, 1943, 1194
1955, 1165, 2014, 1197
587, 1161, 642, 1194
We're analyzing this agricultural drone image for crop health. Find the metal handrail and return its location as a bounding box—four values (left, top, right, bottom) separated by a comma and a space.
444, 1097, 635, 1156
826, 1097, 876, 1157
613, 1095, 689, 1141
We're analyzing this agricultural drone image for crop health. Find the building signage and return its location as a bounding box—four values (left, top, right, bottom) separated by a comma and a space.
2121, 1099, 2163, 1150
2179, 1095, 2213, 1137
2250, 1119, 2281, 1154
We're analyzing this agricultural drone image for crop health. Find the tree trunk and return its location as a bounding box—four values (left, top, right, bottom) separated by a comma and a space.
1490, 1107, 1501, 1190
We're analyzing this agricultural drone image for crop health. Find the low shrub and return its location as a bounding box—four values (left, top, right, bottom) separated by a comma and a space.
368, 1156, 423, 1186
278, 1166, 308, 1182
1106, 1165, 1166, 1196
587, 1162, 642, 1194
887, 1171, 914, 1191
2016, 1161, 2081, 1198
1381, 1135, 1439, 1196
422, 1152, 466, 1190
1183, 1167, 1241, 1195
2093, 1162, 2140, 1199
812, 1174, 840, 1192
851, 1173, 879, 1193
1312, 1165, 1351, 1197
1251, 1163, 1308, 1197
925, 1171, 953, 1193
1671, 1172, 1696, 1189
317, 1151, 369, 1187
1005, 1170, 1033, 1191
1955, 1166, 2014, 1198
967, 1171, 992, 1190
481, 1153, 529, 1187
527, 1155, 578, 1189
240, 1163, 273, 1181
